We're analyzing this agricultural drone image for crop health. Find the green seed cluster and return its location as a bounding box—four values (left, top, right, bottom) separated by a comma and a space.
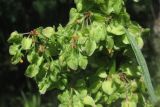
8, 0, 155, 106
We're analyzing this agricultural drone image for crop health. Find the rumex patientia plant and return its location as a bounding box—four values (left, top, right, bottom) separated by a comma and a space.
8, 0, 157, 106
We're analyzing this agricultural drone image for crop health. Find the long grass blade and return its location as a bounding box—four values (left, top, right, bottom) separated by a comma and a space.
124, 28, 157, 104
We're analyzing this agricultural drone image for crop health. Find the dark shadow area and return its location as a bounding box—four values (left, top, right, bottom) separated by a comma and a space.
0, 0, 75, 106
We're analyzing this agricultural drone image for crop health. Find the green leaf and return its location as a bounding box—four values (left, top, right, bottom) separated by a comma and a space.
69, 8, 78, 19
49, 65, 59, 82
109, 59, 116, 74
68, 8, 80, 24
111, 74, 121, 84
50, 60, 59, 71
25, 64, 39, 78
58, 90, 71, 105
85, 40, 97, 56
123, 36, 144, 49
90, 81, 102, 93
95, 91, 102, 102
9, 44, 20, 55
128, 23, 141, 37
27, 50, 38, 63
122, 35, 129, 44
8, 31, 23, 43
72, 94, 84, 107
74, 0, 83, 11
67, 53, 78, 70
90, 22, 106, 42
98, 72, 107, 78
42, 62, 50, 72
78, 36, 87, 45
130, 80, 138, 92
106, 36, 114, 51
136, 37, 144, 49
121, 100, 137, 107
11, 51, 23, 64
125, 28, 157, 104
21, 37, 32, 50
108, 0, 123, 14
97, 68, 107, 78
107, 92, 120, 104
102, 80, 116, 95
57, 78, 67, 90
59, 54, 67, 67
79, 54, 88, 70
42, 27, 55, 38
93, 13, 106, 21
83, 95, 95, 106
101, 0, 123, 14
130, 93, 139, 103
96, 104, 103, 107
37, 56, 44, 66
38, 77, 51, 94
107, 21, 125, 35
79, 89, 88, 98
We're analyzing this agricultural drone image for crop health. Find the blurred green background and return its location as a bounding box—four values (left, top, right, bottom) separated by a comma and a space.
0, 0, 160, 107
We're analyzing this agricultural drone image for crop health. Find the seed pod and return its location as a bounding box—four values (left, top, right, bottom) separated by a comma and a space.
38, 45, 45, 53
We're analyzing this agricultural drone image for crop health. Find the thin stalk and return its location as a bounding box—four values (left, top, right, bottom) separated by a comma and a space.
124, 28, 157, 104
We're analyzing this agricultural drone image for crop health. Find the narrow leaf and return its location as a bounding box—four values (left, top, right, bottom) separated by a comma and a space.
124, 28, 157, 104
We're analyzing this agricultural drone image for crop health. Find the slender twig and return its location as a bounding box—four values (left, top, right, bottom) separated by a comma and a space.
20, 32, 30, 35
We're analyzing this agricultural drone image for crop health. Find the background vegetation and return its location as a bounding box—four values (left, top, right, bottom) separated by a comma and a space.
0, 0, 160, 106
